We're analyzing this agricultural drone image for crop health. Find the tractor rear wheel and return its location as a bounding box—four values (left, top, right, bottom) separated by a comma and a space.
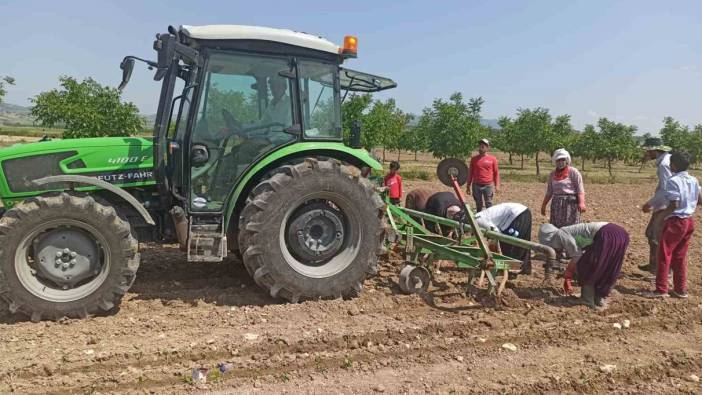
0, 193, 139, 321
238, 158, 386, 302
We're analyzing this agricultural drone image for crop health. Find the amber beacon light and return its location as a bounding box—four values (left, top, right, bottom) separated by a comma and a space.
341, 35, 358, 57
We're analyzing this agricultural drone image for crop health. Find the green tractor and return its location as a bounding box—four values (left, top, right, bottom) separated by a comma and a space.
0, 25, 396, 321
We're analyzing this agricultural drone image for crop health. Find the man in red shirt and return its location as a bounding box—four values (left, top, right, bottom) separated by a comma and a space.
384, 161, 403, 205
466, 139, 500, 211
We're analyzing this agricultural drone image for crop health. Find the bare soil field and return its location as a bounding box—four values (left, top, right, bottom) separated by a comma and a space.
1, 180, 701, 394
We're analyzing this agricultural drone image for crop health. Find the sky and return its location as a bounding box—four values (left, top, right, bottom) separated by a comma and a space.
1, 0, 701, 134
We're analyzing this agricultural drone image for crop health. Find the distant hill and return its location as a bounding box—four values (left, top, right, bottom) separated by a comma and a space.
480, 118, 500, 129
0, 102, 34, 125
2, 102, 154, 129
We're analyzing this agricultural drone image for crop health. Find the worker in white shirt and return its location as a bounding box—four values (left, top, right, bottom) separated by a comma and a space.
474, 203, 533, 274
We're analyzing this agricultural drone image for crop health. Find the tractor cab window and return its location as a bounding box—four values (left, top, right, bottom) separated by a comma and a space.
298, 60, 341, 139
189, 52, 296, 212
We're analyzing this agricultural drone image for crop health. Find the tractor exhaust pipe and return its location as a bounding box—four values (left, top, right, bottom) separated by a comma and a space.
169, 206, 188, 251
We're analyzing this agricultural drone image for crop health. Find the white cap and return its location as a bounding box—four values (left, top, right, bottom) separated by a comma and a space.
479, 138, 490, 146
551, 148, 571, 165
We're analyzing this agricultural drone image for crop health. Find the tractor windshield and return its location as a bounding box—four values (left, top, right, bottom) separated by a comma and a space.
297, 60, 342, 139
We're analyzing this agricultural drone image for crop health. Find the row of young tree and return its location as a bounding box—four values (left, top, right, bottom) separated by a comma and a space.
344, 92, 701, 175
658, 117, 702, 165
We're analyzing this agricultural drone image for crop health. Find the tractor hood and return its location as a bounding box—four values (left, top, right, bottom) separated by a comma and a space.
0, 137, 155, 204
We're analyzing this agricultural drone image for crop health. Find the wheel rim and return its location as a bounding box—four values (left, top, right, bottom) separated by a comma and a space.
281, 192, 361, 279
15, 219, 111, 303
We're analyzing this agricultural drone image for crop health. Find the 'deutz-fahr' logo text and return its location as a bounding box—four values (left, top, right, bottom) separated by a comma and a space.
95, 156, 154, 184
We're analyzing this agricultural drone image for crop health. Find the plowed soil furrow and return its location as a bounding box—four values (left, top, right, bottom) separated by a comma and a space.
1, 181, 701, 394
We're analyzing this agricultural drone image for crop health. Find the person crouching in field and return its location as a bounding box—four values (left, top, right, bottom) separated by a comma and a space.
541, 149, 586, 228
405, 188, 433, 212
384, 161, 403, 205
539, 222, 630, 309
423, 191, 461, 235
645, 152, 701, 299
475, 203, 533, 274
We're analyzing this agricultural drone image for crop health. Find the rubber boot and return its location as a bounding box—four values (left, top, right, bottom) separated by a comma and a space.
595, 295, 609, 311
580, 285, 596, 309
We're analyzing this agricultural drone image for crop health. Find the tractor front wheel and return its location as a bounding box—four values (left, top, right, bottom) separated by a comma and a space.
238, 158, 386, 302
0, 193, 139, 321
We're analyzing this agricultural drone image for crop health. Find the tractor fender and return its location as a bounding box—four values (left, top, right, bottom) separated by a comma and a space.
223, 144, 383, 229
32, 175, 155, 226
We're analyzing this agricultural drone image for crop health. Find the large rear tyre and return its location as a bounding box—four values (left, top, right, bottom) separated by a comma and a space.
0, 193, 139, 321
238, 158, 386, 302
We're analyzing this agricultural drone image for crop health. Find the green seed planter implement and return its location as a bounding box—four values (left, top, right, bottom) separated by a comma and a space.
386, 158, 559, 298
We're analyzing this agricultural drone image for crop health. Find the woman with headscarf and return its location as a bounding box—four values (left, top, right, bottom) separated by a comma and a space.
541, 149, 586, 228
538, 222, 629, 309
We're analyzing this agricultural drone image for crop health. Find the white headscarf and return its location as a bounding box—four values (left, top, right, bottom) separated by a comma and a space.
538, 223, 560, 246
551, 148, 571, 166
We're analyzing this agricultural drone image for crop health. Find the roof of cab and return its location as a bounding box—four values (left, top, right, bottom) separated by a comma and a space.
180, 25, 340, 54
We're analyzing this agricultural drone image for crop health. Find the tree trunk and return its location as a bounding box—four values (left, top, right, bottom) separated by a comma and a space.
509, 152, 513, 165
382, 147, 386, 163
397, 150, 401, 161
414, 150, 418, 161
608, 159, 613, 177
581, 157, 585, 171
535, 151, 541, 176
520, 154, 524, 170
638, 159, 646, 173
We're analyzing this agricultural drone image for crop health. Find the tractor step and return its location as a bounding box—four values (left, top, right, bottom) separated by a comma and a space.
187, 219, 227, 262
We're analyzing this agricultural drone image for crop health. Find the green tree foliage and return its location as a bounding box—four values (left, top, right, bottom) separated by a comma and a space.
690, 125, 702, 166
571, 124, 601, 171
513, 107, 552, 175
31, 76, 144, 138
204, 85, 259, 132
504, 108, 575, 175
341, 93, 372, 144
418, 93, 484, 159
660, 116, 690, 152
400, 114, 427, 160
659, 117, 702, 165
0, 76, 15, 104
495, 116, 527, 167
549, 115, 576, 154
595, 118, 638, 176
364, 98, 408, 161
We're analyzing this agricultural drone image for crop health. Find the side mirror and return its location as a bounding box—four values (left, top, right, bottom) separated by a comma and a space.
349, 120, 362, 148
118, 57, 135, 91
191, 144, 210, 167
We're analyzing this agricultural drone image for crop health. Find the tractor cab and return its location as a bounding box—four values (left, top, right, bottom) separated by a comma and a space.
121, 25, 395, 214
119, 25, 396, 264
